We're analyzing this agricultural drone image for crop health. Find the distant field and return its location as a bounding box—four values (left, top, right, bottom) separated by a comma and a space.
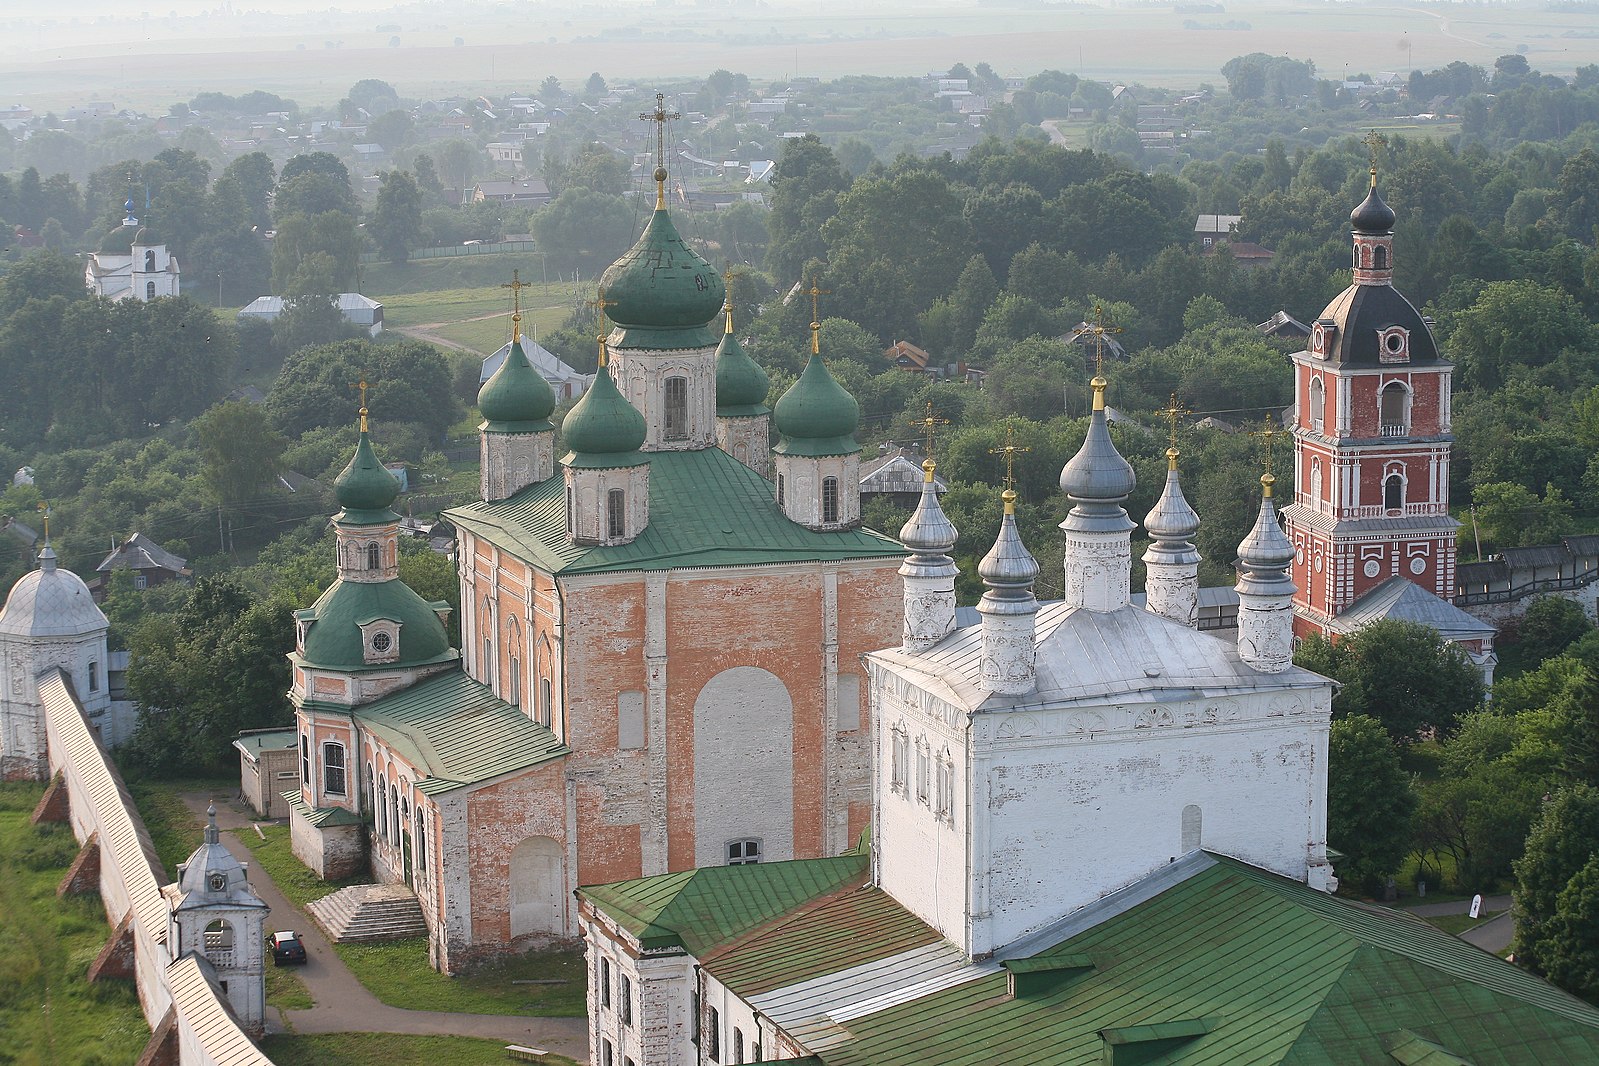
7, 2, 1597, 111
376, 277, 587, 356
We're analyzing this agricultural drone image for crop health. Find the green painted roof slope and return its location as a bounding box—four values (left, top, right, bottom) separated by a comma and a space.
352, 669, 569, 794
599, 207, 725, 350
703, 882, 940, 997
579, 852, 866, 955
446, 446, 904, 575
284, 791, 364, 827
478, 339, 557, 431
295, 578, 455, 672
807, 857, 1599, 1066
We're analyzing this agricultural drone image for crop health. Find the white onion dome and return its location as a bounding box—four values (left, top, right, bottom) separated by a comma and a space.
1237, 475, 1296, 583
1060, 378, 1136, 504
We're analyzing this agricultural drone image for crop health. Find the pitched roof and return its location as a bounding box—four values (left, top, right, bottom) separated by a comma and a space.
797, 856, 1599, 1065
1330, 576, 1496, 642
578, 852, 867, 955
96, 531, 188, 574
445, 446, 905, 576
349, 669, 569, 794
479, 338, 592, 387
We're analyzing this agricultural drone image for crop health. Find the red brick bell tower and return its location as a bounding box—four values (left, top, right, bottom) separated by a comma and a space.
1281, 168, 1459, 638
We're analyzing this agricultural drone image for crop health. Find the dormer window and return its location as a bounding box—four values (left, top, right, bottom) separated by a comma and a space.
1310, 320, 1335, 360
1377, 326, 1409, 365
359, 620, 402, 664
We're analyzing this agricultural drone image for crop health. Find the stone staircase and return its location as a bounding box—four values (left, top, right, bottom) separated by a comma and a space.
306, 883, 427, 943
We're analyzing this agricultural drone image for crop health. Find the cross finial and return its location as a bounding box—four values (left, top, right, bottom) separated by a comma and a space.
1071, 303, 1123, 386
36, 501, 49, 543
989, 423, 1031, 508
1249, 417, 1283, 496
640, 91, 680, 209
909, 402, 950, 459
350, 379, 372, 432
1159, 392, 1188, 468
502, 269, 532, 342
806, 278, 831, 356
722, 263, 739, 333
589, 288, 618, 367
1363, 130, 1387, 182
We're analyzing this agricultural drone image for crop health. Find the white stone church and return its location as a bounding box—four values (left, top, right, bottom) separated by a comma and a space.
576, 367, 1599, 1064
84, 201, 181, 302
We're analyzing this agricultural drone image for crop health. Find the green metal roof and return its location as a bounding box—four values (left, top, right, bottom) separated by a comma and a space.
560, 361, 646, 458
715, 322, 771, 415
351, 669, 570, 795
283, 790, 364, 827
578, 852, 867, 955
233, 729, 296, 758
294, 578, 456, 673
676, 855, 1599, 1066
598, 206, 725, 350
445, 446, 904, 575
702, 882, 941, 997
333, 431, 402, 520
772, 354, 861, 456
478, 338, 557, 432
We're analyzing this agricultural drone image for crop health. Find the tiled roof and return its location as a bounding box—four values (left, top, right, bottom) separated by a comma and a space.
805, 856, 1599, 1065
446, 446, 905, 575
578, 852, 867, 955
351, 669, 569, 794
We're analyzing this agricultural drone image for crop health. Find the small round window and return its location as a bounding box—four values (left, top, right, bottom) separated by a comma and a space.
1384, 333, 1404, 354
371, 632, 393, 653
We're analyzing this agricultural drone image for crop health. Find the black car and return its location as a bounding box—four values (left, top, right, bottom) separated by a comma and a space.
269, 930, 307, 966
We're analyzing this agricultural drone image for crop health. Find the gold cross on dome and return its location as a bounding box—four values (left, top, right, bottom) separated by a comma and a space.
1249, 417, 1283, 479
989, 423, 1030, 494
1159, 393, 1188, 451
1363, 129, 1388, 175
806, 279, 832, 356
910, 402, 950, 459
502, 269, 531, 340
349, 379, 373, 431
1071, 303, 1123, 379
722, 263, 740, 330
36, 501, 49, 542
589, 289, 618, 366
639, 92, 680, 171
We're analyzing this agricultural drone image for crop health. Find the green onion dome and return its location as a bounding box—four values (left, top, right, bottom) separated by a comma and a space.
333, 429, 400, 522
298, 579, 454, 672
560, 361, 647, 467
714, 324, 770, 416
772, 354, 860, 457
598, 208, 725, 349
478, 338, 556, 431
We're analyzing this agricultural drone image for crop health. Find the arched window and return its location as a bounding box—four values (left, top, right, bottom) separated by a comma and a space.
323, 742, 347, 796
1308, 376, 1324, 433
144, 250, 156, 272
539, 677, 552, 728
822, 477, 839, 524
204, 919, 234, 963
1384, 473, 1404, 511
1380, 382, 1407, 435
1181, 804, 1203, 852
1374, 245, 1388, 270
366, 542, 380, 570
146, 281, 157, 300
565, 485, 574, 536
1352, 246, 1361, 270
507, 617, 523, 706
300, 734, 310, 785
776, 473, 785, 507
607, 488, 626, 540
415, 810, 426, 872
664, 376, 688, 440
377, 772, 388, 834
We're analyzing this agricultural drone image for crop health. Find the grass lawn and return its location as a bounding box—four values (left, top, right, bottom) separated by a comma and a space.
124, 774, 235, 876
259, 1032, 579, 1065
235, 824, 372, 910
373, 277, 584, 355
0, 783, 151, 1065
334, 937, 587, 1017
1423, 910, 1505, 937
266, 959, 316, 1011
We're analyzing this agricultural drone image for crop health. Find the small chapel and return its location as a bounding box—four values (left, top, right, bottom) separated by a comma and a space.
286, 157, 906, 971
84, 199, 181, 302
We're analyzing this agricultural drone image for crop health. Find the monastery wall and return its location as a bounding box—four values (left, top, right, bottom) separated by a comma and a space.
38, 670, 270, 1065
